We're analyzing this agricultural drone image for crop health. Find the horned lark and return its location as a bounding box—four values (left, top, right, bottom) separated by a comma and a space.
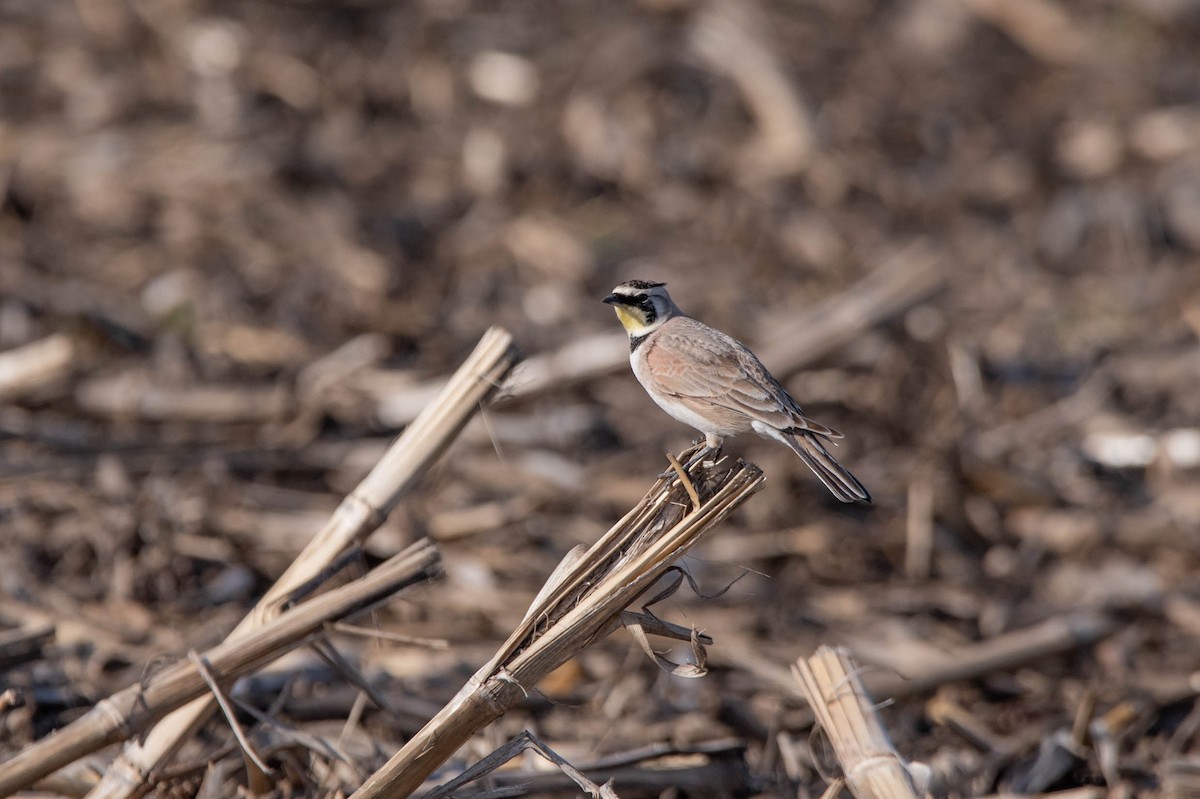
603, 279, 870, 503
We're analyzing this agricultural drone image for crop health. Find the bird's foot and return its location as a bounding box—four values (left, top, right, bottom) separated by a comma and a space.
684, 440, 724, 470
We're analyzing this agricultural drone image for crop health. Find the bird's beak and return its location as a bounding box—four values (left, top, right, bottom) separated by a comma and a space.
602, 293, 624, 305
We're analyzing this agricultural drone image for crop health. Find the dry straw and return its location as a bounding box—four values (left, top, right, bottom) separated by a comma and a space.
77, 327, 519, 799
793, 647, 925, 799
351, 446, 765, 798
0, 540, 442, 795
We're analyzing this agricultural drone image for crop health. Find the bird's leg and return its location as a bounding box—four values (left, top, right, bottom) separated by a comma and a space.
683, 433, 724, 469
700, 433, 725, 468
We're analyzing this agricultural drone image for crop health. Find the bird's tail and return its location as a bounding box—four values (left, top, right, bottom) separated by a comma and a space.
782, 431, 871, 504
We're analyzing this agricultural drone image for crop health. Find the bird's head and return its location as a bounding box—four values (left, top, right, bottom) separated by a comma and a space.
602, 280, 680, 337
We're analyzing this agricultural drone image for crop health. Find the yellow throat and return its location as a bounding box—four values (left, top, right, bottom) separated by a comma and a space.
613, 304, 654, 336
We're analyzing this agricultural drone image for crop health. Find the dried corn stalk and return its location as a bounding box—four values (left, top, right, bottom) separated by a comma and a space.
793, 647, 924, 799
0, 540, 442, 795
352, 446, 765, 799
82, 327, 518, 799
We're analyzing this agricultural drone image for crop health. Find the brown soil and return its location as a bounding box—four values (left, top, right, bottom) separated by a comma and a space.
2, 0, 1200, 796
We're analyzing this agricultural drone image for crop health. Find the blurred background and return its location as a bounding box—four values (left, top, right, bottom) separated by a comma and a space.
3, 0, 1200, 795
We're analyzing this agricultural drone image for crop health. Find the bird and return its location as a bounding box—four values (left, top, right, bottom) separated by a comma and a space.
603, 279, 870, 503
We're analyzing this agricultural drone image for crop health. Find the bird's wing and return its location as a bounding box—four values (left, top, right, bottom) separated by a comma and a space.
646, 318, 842, 439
